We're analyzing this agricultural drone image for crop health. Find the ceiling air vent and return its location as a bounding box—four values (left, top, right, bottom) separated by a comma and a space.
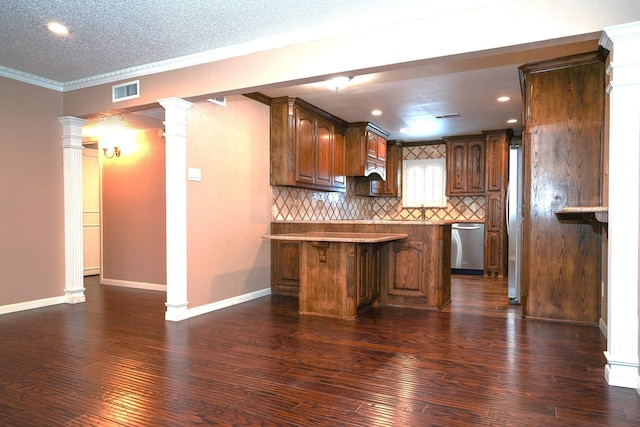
112, 80, 140, 102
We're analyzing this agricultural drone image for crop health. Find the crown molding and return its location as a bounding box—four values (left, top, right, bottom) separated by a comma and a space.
61, 27, 345, 92
0, 66, 63, 91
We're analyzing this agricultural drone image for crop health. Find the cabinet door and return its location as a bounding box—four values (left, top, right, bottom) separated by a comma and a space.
382, 143, 400, 197
356, 244, 382, 307
332, 130, 346, 189
484, 231, 502, 273
370, 244, 381, 298
389, 241, 425, 297
447, 142, 468, 194
485, 133, 507, 192
486, 194, 504, 232
357, 245, 370, 307
376, 135, 387, 161
366, 131, 378, 158
315, 117, 333, 187
295, 108, 315, 185
272, 240, 300, 295
467, 140, 485, 193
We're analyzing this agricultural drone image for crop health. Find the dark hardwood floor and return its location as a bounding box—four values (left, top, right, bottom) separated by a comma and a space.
1, 275, 638, 426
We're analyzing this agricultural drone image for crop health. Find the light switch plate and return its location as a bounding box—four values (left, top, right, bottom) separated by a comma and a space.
188, 167, 201, 182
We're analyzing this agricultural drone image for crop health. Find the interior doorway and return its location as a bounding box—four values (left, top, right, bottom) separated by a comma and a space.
82, 141, 101, 277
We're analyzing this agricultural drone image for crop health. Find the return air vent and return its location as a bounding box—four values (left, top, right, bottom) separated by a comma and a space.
112, 80, 140, 102
435, 113, 460, 119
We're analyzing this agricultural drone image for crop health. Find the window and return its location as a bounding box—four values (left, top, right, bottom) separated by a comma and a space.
402, 158, 447, 208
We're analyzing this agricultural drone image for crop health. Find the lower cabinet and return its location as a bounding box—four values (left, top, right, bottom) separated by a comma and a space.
356, 244, 382, 308
382, 225, 451, 309
269, 222, 451, 313
388, 240, 425, 298
271, 240, 300, 296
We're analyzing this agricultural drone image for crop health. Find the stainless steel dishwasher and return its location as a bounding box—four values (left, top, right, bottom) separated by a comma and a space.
451, 222, 485, 274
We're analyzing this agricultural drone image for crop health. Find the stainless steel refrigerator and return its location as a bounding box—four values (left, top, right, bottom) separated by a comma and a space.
507, 142, 523, 304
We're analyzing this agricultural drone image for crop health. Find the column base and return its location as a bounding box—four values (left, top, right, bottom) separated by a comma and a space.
165, 301, 189, 322
604, 352, 639, 389
64, 287, 86, 304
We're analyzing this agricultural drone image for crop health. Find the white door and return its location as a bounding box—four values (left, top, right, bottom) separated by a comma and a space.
82, 146, 101, 276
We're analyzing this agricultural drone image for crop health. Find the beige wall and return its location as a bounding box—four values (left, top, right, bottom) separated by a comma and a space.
0, 77, 65, 305
102, 128, 166, 285
186, 96, 271, 308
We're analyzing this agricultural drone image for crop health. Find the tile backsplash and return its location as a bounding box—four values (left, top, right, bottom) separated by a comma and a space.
271, 144, 485, 222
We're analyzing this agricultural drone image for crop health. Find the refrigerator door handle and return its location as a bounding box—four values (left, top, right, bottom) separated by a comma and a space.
506, 180, 510, 235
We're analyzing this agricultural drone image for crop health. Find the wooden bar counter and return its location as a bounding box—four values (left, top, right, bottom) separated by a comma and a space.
266, 221, 452, 318
264, 232, 408, 319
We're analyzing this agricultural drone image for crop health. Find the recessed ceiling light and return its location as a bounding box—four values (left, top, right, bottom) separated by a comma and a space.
399, 128, 410, 133
497, 96, 511, 102
47, 22, 70, 35
507, 118, 518, 124
371, 109, 382, 116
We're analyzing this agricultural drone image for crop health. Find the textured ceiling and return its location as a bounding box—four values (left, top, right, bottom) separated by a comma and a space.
2, 1, 636, 141
0, 0, 432, 83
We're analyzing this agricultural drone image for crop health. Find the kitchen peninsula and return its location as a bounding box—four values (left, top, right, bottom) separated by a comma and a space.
265, 221, 452, 319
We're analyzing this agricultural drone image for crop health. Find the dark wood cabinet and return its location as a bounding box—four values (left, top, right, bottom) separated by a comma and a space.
270, 97, 347, 192
382, 223, 451, 309
445, 136, 485, 196
518, 50, 605, 324
345, 122, 390, 180
269, 222, 451, 311
355, 141, 402, 197
356, 244, 381, 308
482, 130, 512, 277
271, 240, 300, 295
388, 240, 425, 298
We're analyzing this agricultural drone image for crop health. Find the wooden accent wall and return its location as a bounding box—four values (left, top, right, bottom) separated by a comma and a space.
519, 51, 606, 324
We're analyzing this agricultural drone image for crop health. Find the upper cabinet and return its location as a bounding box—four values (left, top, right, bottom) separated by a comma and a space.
345, 122, 390, 180
270, 97, 347, 192
445, 135, 485, 196
355, 141, 402, 197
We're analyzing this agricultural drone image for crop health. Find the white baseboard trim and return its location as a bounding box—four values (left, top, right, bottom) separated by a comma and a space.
0, 295, 66, 315
101, 278, 166, 292
166, 287, 272, 322
599, 317, 608, 338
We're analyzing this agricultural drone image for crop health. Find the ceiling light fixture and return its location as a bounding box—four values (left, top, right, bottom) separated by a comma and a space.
497, 96, 511, 102
435, 113, 460, 119
47, 22, 70, 35
507, 118, 518, 124
325, 76, 352, 90
371, 109, 382, 116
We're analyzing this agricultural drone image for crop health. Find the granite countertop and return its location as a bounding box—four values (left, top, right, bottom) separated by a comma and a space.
263, 231, 409, 243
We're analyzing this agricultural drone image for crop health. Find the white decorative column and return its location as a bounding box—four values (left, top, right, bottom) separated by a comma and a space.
58, 116, 87, 303
601, 21, 640, 389
158, 97, 193, 322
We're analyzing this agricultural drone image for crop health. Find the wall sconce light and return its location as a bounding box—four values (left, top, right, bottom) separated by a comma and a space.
102, 146, 121, 158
